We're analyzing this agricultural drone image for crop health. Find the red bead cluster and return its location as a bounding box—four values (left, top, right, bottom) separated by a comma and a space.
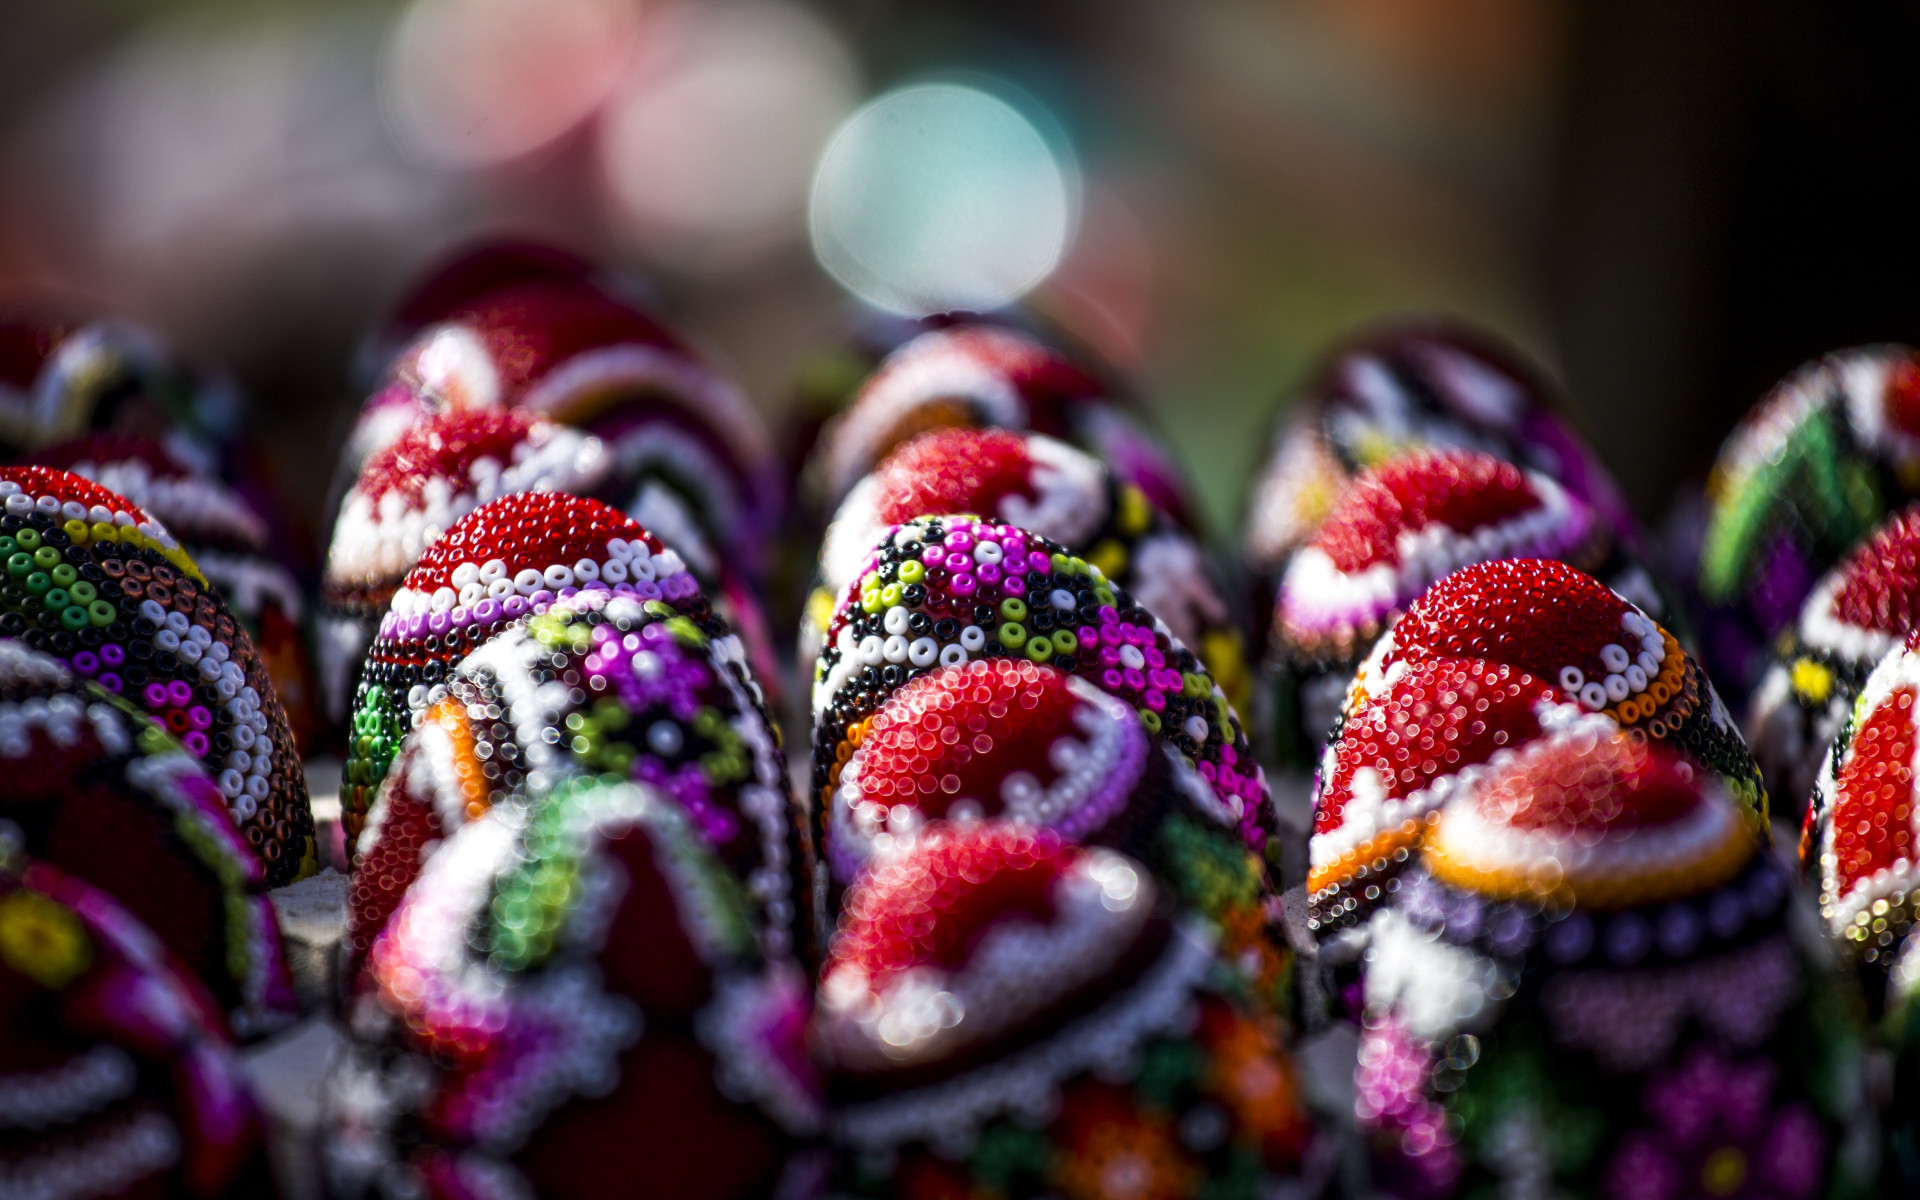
3, 464, 158, 524
830, 824, 1076, 991
1314, 449, 1540, 572
872, 428, 1037, 527
1829, 684, 1917, 894
1315, 659, 1553, 836
407, 492, 659, 594
1829, 506, 1920, 633
356, 408, 540, 505
855, 658, 1074, 813
1392, 557, 1632, 682
1471, 735, 1699, 836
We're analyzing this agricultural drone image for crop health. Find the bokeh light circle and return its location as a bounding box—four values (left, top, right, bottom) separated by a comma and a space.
809, 81, 1077, 316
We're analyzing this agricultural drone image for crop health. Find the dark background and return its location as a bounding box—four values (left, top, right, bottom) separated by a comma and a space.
2, 0, 1917, 546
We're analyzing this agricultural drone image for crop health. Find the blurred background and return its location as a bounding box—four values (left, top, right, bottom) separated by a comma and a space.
3, 0, 1920, 545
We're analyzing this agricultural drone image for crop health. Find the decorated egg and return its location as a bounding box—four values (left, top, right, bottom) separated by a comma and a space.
1242, 322, 1635, 621
1698, 345, 1920, 692
35, 432, 319, 751
0, 855, 279, 1197
810, 322, 1197, 528
816, 426, 1246, 708
1749, 504, 1920, 819
340, 492, 707, 846
807, 516, 1279, 984
1357, 732, 1860, 1198
1264, 448, 1653, 767
1307, 559, 1767, 1025
0, 314, 239, 460
317, 408, 610, 729
347, 278, 779, 580
328, 770, 815, 1199
1355, 558, 1762, 807
0, 467, 313, 885
0, 637, 295, 1034
1801, 635, 1920, 1198
816, 823, 1315, 1197
348, 583, 789, 978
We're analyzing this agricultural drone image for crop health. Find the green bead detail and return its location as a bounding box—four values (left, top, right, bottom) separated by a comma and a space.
58, 606, 88, 631
1023, 635, 1052, 662
999, 597, 1027, 621
14, 528, 39, 551
87, 601, 115, 627
31, 546, 59, 570
998, 621, 1026, 649
49, 564, 75, 587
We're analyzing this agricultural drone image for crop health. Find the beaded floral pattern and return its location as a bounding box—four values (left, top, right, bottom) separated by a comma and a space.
341, 492, 698, 845
331, 771, 814, 1200
817, 824, 1313, 1197
1749, 503, 1920, 818
349, 586, 789, 969
0, 858, 276, 1198
808, 516, 1275, 960
1697, 344, 1920, 692
1353, 734, 1858, 1199
0, 638, 295, 1035
0, 467, 312, 885
816, 426, 1245, 710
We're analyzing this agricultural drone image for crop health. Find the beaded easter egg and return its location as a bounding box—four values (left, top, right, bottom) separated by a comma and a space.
329, 771, 816, 1200
808, 516, 1276, 959
341, 492, 705, 846
1264, 448, 1652, 767
0, 638, 295, 1035
317, 408, 611, 728
1698, 345, 1920, 693
812, 322, 1197, 527
0, 314, 237, 459
1748, 504, 1920, 820
35, 432, 319, 750
1355, 557, 1763, 811
0, 467, 313, 886
1242, 322, 1635, 619
350, 279, 779, 578
816, 823, 1315, 1198
0, 856, 279, 1198
816, 426, 1247, 707
1356, 734, 1862, 1199
1802, 637, 1920, 1194
348, 584, 789, 980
